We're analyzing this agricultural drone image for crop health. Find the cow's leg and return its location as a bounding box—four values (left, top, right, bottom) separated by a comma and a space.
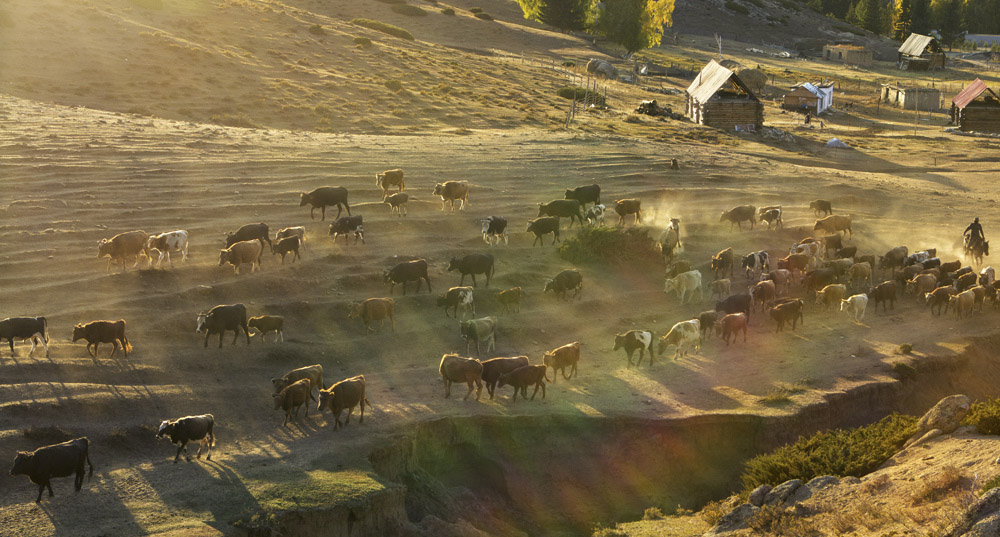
204, 332, 210, 348
444, 378, 451, 398
231, 329, 239, 345
243, 324, 251, 345
175, 443, 184, 463
37, 481, 47, 503
530, 383, 540, 400
470, 274, 477, 287
218, 332, 224, 348
310, 206, 316, 220
344, 406, 353, 425
109, 340, 118, 358
463, 380, 474, 400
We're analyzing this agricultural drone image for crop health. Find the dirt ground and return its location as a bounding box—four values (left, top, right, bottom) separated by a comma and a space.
4, 0, 1000, 535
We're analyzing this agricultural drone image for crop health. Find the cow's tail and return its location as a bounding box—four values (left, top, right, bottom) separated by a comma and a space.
543, 368, 552, 383
364, 397, 374, 410
40, 317, 49, 343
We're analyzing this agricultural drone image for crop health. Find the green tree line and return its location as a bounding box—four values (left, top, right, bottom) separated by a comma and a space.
811, 0, 1000, 47
515, 0, 675, 53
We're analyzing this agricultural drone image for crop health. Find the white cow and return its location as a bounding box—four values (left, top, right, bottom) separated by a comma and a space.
584, 204, 606, 226
663, 270, 703, 305
980, 266, 995, 287
147, 230, 189, 268
840, 294, 869, 323
656, 319, 701, 360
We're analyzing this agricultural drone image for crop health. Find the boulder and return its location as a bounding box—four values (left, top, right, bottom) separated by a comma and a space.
944, 487, 1000, 537
703, 503, 759, 536
586, 59, 617, 79
748, 484, 771, 507
763, 479, 801, 506
905, 395, 971, 448
786, 475, 839, 505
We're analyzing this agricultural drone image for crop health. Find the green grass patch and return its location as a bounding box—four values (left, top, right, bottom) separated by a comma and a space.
740, 414, 918, 491
962, 398, 1000, 435
982, 474, 1000, 494
353, 36, 373, 47
350, 18, 415, 40
441, 7, 455, 15
252, 470, 389, 512
384, 79, 403, 92
391, 4, 428, 16
724, 1, 749, 14
557, 227, 660, 266
556, 86, 606, 106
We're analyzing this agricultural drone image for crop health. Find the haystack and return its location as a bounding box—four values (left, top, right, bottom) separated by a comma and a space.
735, 68, 767, 94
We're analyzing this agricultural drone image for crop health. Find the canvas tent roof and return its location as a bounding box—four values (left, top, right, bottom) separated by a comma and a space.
686, 60, 758, 104
952, 78, 1000, 109
899, 33, 935, 56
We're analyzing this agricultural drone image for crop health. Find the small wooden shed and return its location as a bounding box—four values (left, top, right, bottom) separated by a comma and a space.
686, 60, 763, 130
783, 83, 834, 114
881, 83, 941, 110
898, 33, 946, 70
951, 78, 1000, 133
823, 44, 873, 67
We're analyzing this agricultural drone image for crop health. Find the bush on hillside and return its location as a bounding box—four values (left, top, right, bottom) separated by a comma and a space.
724, 1, 749, 14
740, 414, 918, 491
353, 36, 373, 47
557, 226, 660, 266
308, 24, 326, 35
384, 80, 404, 92
469, 7, 484, 13
441, 7, 455, 15
556, 86, 606, 106
962, 398, 1000, 435
475, 12, 494, 20
350, 18, 415, 40
391, 4, 429, 16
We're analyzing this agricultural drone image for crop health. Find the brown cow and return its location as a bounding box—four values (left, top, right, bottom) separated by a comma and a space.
497, 287, 527, 313
439, 354, 483, 401
317, 375, 371, 431
272, 378, 311, 426
348, 298, 395, 333
715, 313, 747, 345
542, 342, 580, 381
72, 319, 132, 358
98, 230, 151, 273
219, 240, 262, 274
433, 181, 470, 211
614, 199, 642, 226
497, 365, 549, 403
481, 356, 530, 399
814, 214, 852, 238
376, 168, 405, 194
770, 299, 804, 332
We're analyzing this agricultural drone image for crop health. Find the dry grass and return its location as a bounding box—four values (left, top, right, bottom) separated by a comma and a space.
911, 466, 965, 505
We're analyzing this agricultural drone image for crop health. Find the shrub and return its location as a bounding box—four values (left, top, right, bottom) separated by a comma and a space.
441, 7, 455, 15
642, 507, 665, 520
391, 4, 428, 16
562, 61, 575, 67
350, 18, 415, 40
353, 36, 373, 47
892, 361, 916, 380
592, 526, 627, 537
308, 24, 325, 35
556, 86, 606, 106
210, 113, 261, 129
699, 499, 729, 525
748, 505, 818, 535
724, 1, 749, 14
982, 474, 1000, 494
474, 12, 493, 20
469, 7, 483, 13
911, 466, 964, 505
558, 227, 660, 266
962, 398, 1000, 435
897, 343, 913, 354
384, 80, 403, 92
740, 414, 919, 491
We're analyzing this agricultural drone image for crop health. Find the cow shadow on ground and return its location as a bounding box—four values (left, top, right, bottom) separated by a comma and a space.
24, 470, 147, 537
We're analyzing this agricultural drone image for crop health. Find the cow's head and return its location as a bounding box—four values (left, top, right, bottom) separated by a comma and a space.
156, 420, 174, 439
563, 189, 574, 199
542, 353, 555, 367
662, 277, 676, 294
9, 452, 33, 476
375, 172, 385, 185
72, 324, 85, 342
719, 211, 727, 222
218, 250, 230, 267
481, 220, 491, 234
813, 221, 823, 231
299, 193, 310, 207
435, 294, 450, 308
272, 393, 284, 410
446, 257, 460, 272
612, 334, 625, 351
317, 389, 332, 412
433, 183, 444, 196
271, 378, 289, 393
97, 239, 111, 258
195, 313, 208, 333
542, 280, 554, 294
536, 203, 546, 217
496, 372, 509, 389
656, 335, 674, 356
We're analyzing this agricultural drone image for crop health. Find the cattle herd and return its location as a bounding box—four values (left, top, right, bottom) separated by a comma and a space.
3, 169, 993, 505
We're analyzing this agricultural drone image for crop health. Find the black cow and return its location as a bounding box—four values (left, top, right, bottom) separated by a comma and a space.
300, 186, 350, 220
481, 216, 508, 246
328, 215, 365, 245
156, 414, 215, 463
527, 217, 561, 246
447, 254, 495, 287
537, 199, 585, 227
803, 268, 837, 295
481, 356, 530, 399
0, 316, 49, 358
867, 281, 898, 313
272, 236, 301, 264
9, 437, 93, 503
196, 304, 250, 348
384, 259, 432, 295
544, 269, 583, 300
564, 184, 601, 208
225, 223, 271, 249
715, 293, 752, 320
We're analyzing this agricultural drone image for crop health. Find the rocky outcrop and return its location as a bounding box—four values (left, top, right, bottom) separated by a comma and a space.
944, 488, 1000, 537
904, 394, 971, 448
704, 477, 840, 536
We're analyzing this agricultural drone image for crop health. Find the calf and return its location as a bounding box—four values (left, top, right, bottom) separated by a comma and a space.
538, 199, 584, 227
770, 299, 804, 332
196, 304, 250, 348
272, 365, 324, 398
663, 270, 703, 304
439, 354, 484, 400
497, 287, 526, 314
348, 298, 395, 333
840, 294, 869, 323
760, 208, 783, 230
375, 168, 405, 194
273, 378, 311, 426
271, 236, 301, 264
715, 313, 747, 345
481, 216, 507, 245
814, 214, 852, 238
544, 269, 583, 300
614, 330, 653, 367
275, 226, 306, 250
0, 317, 49, 358
697, 310, 721, 338
815, 284, 847, 310
803, 268, 837, 296
9, 437, 93, 503
317, 375, 371, 431
777, 253, 810, 277
384, 192, 409, 217
98, 230, 151, 273
248, 315, 284, 343
823, 234, 843, 256
437, 287, 475, 319
614, 198, 642, 226
433, 180, 470, 211
835, 246, 857, 260
949, 289, 976, 319
384, 259, 431, 295
867, 281, 898, 313
878, 246, 909, 274
543, 342, 580, 381
300, 186, 350, 220
527, 217, 561, 246
709, 278, 731, 299
460, 316, 497, 355
226, 223, 271, 249
328, 215, 365, 245
584, 204, 606, 227
809, 199, 832, 216
219, 240, 262, 274
742, 251, 769, 280
712, 247, 735, 280
72, 319, 131, 358
497, 365, 548, 403
448, 253, 495, 287
481, 356, 530, 399
564, 184, 601, 207
156, 415, 215, 464
762, 269, 793, 295
147, 230, 189, 269
667, 260, 692, 279
657, 320, 701, 359
720, 205, 756, 231
750, 280, 777, 312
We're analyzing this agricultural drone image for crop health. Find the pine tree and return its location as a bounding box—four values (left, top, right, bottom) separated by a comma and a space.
593, 0, 675, 54
853, 0, 881, 32
909, 0, 930, 33
516, 0, 595, 32
892, 0, 911, 39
